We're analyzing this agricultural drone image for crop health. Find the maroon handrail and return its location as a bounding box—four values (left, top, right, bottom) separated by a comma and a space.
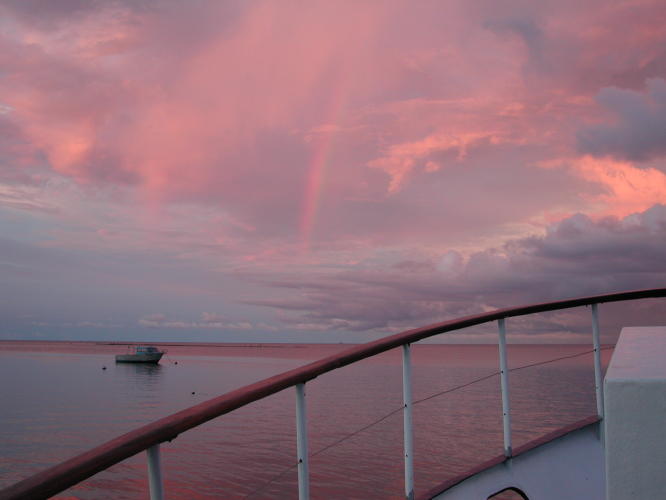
1, 288, 665, 499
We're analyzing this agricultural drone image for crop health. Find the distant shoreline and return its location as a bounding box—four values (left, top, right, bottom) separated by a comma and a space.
0, 339, 348, 347
0, 339, 612, 347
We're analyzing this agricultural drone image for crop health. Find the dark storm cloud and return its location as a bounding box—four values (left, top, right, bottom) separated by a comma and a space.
577, 79, 666, 162
243, 205, 666, 335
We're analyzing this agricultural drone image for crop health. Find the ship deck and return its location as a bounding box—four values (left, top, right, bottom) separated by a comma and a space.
423, 416, 603, 500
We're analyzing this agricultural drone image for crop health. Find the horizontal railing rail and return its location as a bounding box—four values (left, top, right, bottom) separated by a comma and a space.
1, 287, 665, 500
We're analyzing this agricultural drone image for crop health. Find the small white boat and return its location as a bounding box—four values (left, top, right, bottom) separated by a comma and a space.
115, 345, 164, 364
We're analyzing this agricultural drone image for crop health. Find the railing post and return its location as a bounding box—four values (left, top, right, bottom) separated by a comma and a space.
295, 383, 310, 500
146, 444, 164, 500
402, 344, 414, 500
497, 318, 512, 457
591, 303, 604, 418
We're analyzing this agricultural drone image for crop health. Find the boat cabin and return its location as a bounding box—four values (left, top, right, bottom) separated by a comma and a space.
136, 346, 160, 353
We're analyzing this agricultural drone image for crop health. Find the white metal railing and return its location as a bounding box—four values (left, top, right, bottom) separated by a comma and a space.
234, 307, 605, 500
283, 306, 606, 499
146, 445, 164, 500
295, 383, 310, 500
497, 318, 512, 457
591, 304, 604, 418
403, 343, 415, 500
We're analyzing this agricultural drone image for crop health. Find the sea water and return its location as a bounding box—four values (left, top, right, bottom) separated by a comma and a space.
0, 342, 610, 499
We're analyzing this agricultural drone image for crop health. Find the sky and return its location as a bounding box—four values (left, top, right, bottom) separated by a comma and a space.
0, 0, 665, 343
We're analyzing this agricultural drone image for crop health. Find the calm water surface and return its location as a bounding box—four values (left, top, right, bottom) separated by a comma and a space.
0, 341, 611, 499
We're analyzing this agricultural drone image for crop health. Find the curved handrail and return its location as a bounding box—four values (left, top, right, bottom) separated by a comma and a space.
1, 287, 665, 499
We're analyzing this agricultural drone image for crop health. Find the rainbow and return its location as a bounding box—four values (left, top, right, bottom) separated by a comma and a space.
299, 134, 333, 252
299, 79, 348, 252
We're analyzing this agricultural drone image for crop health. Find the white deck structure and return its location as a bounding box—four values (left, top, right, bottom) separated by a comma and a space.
429, 418, 604, 500
604, 326, 666, 499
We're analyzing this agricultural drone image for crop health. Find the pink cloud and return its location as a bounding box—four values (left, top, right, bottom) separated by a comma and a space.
138, 312, 253, 330
571, 156, 666, 217
1, 0, 665, 340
